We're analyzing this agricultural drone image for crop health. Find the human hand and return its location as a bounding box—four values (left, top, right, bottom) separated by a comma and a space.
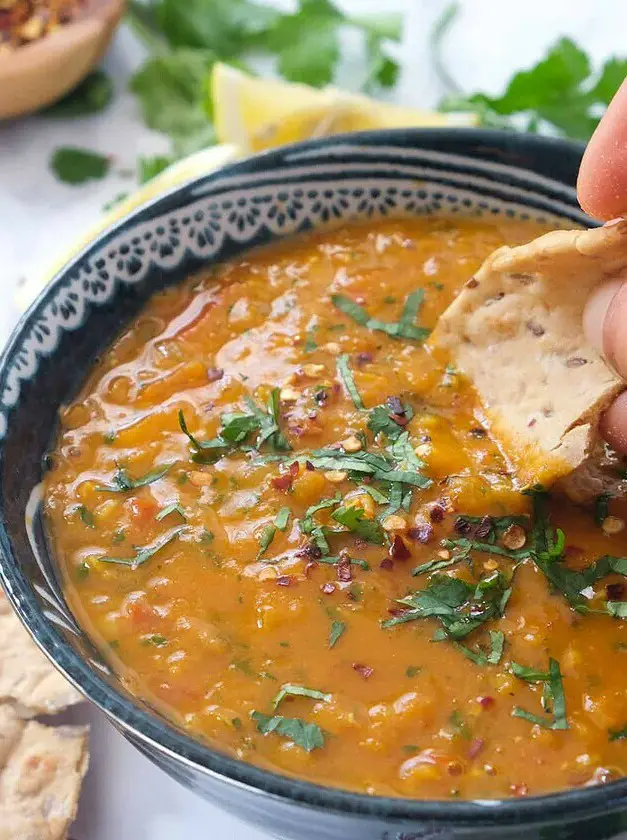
579, 78, 627, 452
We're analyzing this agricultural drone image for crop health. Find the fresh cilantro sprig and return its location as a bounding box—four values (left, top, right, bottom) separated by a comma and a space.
272, 683, 331, 710
332, 290, 430, 343
511, 657, 568, 730
97, 465, 170, 493
251, 711, 325, 751
99, 528, 183, 568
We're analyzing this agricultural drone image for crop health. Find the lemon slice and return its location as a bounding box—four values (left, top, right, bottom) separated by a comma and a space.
211, 62, 478, 153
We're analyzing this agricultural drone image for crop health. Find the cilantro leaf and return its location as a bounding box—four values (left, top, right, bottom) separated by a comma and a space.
332, 505, 385, 544
337, 354, 364, 410
332, 291, 430, 342
368, 402, 414, 440
138, 155, 173, 184
512, 657, 568, 730
130, 49, 217, 156
155, 503, 186, 522
99, 528, 183, 568
51, 147, 110, 185
257, 524, 277, 558
329, 619, 346, 648
274, 14, 341, 87
251, 711, 325, 751
275, 507, 291, 531
609, 725, 627, 742
77, 505, 96, 529
45, 70, 113, 117
272, 683, 331, 709
97, 465, 170, 493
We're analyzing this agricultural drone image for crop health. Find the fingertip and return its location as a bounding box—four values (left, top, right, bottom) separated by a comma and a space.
600, 390, 627, 454
577, 79, 627, 221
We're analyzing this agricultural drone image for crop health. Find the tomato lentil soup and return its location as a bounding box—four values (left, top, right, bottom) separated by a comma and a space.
44, 217, 627, 799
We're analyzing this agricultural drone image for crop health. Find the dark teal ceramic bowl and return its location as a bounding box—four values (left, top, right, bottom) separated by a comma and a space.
2, 129, 625, 840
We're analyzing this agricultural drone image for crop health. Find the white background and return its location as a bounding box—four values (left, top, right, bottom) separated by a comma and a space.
0, 1, 625, 837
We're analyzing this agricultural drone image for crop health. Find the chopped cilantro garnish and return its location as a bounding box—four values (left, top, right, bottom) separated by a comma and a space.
251, 711, 325, 752
257, 524, 277, 558
455, 630, 504, 666
331, 290, 430, 342
337, 353, 364, 410
332, 504, 385, 544
511, 657, 568, 730
272, 683, 331, 709
275, 506, 291, 531
77, 505, 96, 529
329, 619, 346, 648
156, 502, 186, 521
99, 528, 183, 568
405, 665, 422, 677
97, 465, 170, 493
609, 725, 627, 742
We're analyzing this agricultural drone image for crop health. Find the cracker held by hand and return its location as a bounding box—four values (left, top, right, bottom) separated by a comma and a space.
431, 221, 627, 495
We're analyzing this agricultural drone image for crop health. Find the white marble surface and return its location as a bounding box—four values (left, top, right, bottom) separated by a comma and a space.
0, 1, 625, 837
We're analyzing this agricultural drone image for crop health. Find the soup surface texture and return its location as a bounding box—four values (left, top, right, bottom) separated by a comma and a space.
44, 217, 627, 799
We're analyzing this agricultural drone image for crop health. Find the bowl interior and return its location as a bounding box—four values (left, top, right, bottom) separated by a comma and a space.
3, 128, 622, 825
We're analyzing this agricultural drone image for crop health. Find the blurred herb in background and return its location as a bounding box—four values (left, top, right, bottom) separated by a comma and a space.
433, 2, 627, 140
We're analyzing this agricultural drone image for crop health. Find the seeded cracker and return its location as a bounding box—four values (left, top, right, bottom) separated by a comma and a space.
0, 591, 87, 836
431, 221, 627, 500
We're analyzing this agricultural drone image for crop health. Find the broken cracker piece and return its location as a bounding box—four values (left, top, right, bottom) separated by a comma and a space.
431, 220, 627, 497
0, 593, 82, 717
0, 705, 88, 840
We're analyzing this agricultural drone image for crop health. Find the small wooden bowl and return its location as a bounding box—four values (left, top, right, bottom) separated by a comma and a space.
0, 0, 126, 120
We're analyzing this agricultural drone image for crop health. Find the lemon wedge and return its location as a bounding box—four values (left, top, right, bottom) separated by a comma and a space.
211, 62, 478, 153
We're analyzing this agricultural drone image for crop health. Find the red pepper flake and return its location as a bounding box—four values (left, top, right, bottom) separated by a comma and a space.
207, 367, 224, 382
289, 461, 299, 477
379, 557, 394, 570
467, 739, 485, 760
447, 761, 463, 777
355, 352, 373, 366
510, 783, 529, 797
429, 505, 445, 523
607, 582, 625, 601
388, 607, 410, 617
321, 582, 336, 594
276, 575, 294, 587
390, 413, 409, 426
389, 535, 411, 560
305, 460, 315, 471
477, 695, 495, 710
352, 663, 374, 679
406, 524, 433, 544
271, 473, 293, 492
337, 553, 352, 583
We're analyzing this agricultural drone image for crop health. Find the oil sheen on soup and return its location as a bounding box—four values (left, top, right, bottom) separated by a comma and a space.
44, 217, 627, 800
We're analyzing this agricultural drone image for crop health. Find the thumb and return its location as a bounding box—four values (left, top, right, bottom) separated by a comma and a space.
584, 275, 627, 451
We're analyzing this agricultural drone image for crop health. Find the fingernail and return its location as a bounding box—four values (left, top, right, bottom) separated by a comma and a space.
583, 279, 623, 356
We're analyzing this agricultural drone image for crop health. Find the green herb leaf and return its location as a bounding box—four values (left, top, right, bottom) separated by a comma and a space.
368, 403, 414, 440
332, 291, 430, 342
332, 505, 385, 544
99, 528, 183, 568
337, 354, 364, 410
405, 665, 422, 677
258, 524, 277, 558
512, 657, 568, 730
156, 503, 186, 522
607, 601, 627, 618
138, 155, 173, 184
329, 619, 346, 648
251, 711, 325, 751
45, 70, 114, 117
275, 507, 291, 531
51, 147, 110, 185
97, 465, 170, 493
77, 505, 96, 529
609, 725, 627, 742
273, 683, 331, 710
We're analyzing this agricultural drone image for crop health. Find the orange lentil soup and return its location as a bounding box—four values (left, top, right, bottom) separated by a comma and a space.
44, 217, 627, 799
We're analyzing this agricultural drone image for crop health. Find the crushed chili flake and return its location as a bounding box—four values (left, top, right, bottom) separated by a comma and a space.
305, 460, 315, 471
337, 553, 352, 582
455, 515, 492, 539
352, 663, 374, 679
207, 367, 224, 382
606, 582, 625, 601
379, 557, 394, 570
321, 582, 336, 594
389, 535, 411, 560
289, 461, 299, 477
467, 739, 485, 760
271, 473, 293, 492
469, 427, 487, 439
510, 783, 529, 797
406, 523, 433, 544
276, 575, 294, 587
477, 695, 495, 709
386, 396, 405, 415
355, 351, 373, 366
429, 505, 445, 523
